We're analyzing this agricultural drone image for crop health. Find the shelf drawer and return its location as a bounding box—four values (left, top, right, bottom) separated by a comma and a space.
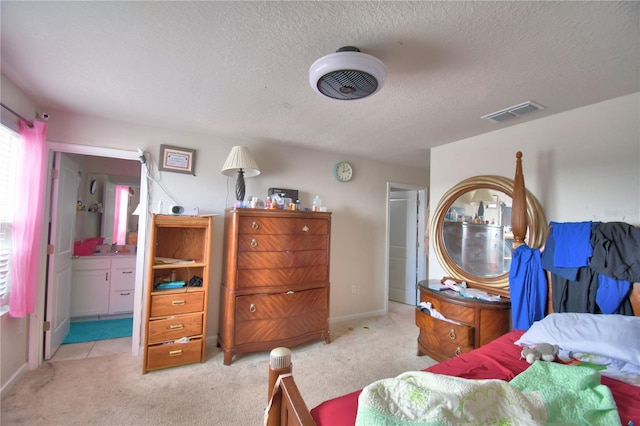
238, 217, 328, 235
146, 339, 202, 371
150, 291, 204, 317
415, 309, 474, 351
148, 313, 203, 344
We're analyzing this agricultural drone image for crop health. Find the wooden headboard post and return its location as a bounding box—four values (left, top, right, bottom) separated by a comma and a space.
511, 151, 528, 250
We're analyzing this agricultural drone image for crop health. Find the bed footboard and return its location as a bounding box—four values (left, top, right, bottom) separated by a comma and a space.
265, 348, 317, 426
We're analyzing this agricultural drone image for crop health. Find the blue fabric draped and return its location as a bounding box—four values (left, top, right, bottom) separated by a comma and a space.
509, 245, 548, 330
550, 221, 593, 268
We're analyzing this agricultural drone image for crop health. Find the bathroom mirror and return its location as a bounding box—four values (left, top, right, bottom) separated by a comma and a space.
431, 175, 546, 288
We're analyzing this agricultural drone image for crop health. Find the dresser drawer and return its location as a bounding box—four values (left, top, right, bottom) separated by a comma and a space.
238, 250, 327, 269
237, 265, 328, 289
148, 313, 203, 344
146, 339, 202, 371
236, 287, 327, 320
423, 295, 475, 325
415, 309, 474, 349
150, 291, 204, 317
234, 288, 328, 346
238, 217, 328, 235
237, 234, 328, 252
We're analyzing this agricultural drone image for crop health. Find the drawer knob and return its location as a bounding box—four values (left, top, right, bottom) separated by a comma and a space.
252, 221, 259, 230
120, 292, 131, 296
302, 225, 309, 232
169, 349, 183, 357
172, 300, 186, 306
455, 347, 462, 357
249, 303, 256, 313
448, 329, 456, 340
169, 324, 184, 330
250, 238, 258, 248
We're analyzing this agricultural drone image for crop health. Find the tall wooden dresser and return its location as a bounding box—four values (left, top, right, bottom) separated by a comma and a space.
142, 214, 213, 373
219, 208, 331, 365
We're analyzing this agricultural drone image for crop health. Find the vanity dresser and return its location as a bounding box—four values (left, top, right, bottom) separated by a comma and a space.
218, 208, 331, 365
420, 155, 547, 361
415, 280, 511, 361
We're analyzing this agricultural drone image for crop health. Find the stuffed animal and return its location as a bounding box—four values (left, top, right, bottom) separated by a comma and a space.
521, 343, 559, 364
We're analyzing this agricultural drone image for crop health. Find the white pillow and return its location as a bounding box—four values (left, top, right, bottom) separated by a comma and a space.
515, 313, 640, 366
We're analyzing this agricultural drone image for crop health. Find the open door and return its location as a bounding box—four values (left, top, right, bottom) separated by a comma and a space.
44, 153, 79, 359
388, 190, 419, 305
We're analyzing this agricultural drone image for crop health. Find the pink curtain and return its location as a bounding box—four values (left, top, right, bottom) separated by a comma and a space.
10, 120, 47, 317
113, 185, 129, 245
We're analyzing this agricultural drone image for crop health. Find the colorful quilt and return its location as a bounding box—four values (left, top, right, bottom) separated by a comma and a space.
355, 361, 620, 426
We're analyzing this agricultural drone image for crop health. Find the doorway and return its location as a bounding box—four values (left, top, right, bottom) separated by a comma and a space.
33, 142, 148, 365
386, 183, 427, 306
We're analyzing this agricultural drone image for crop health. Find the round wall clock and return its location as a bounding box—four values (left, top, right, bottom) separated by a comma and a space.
333, 161, 353, 182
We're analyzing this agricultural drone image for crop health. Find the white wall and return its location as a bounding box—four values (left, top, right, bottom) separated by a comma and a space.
1, 72, 428, 393
429, 93, 640, 279
43, 110, 428, 322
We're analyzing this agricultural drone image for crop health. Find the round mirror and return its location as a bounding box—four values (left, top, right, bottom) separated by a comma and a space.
431, 175, 546, 288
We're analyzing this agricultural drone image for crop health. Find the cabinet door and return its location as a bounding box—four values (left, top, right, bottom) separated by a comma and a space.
110, 267, 135, 291
109, 289, 134, 314
71, 269, 110, 317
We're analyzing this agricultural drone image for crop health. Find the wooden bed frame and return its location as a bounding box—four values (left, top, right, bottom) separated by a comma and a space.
264, 151, 640, 426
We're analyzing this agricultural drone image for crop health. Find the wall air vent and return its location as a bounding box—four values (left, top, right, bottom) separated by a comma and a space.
481, 101, 545, 123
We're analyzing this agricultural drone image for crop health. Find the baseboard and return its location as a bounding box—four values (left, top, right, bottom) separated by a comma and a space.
1, 361, 28, 399
329, 308, 387, 324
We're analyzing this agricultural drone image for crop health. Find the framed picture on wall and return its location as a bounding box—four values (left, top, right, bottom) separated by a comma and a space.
159, 145, 196, 175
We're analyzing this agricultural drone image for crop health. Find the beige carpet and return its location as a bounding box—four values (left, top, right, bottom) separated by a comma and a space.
1, 302, 437, 425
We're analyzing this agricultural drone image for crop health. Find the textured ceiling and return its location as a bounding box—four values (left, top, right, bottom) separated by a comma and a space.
1, 1, 638, 168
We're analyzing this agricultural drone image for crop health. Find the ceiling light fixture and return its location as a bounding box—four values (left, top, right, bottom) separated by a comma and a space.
481, 101, 545, 123
309, 46, 387, 100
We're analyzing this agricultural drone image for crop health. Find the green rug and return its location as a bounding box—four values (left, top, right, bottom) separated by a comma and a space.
62, 317, 133, 344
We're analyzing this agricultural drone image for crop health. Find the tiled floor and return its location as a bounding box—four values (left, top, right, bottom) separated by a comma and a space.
50, 337, 132, 361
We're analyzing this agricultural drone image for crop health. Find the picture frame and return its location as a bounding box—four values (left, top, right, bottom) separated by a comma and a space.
158, 144, 196, 175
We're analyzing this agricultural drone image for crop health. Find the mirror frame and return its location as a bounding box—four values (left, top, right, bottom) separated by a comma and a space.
431, 175, 547, 288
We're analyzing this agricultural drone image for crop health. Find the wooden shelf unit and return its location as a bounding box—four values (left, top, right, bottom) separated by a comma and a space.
142, 214, 213, 373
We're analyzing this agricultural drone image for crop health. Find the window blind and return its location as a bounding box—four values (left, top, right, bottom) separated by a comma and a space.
0, 124, 19, 314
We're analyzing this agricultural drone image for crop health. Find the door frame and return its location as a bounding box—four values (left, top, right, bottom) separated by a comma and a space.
29, 142, 148, 368
385, 182, 427, 312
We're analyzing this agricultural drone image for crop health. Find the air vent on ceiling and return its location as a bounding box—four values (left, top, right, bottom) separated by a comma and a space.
481, 101, 545, 123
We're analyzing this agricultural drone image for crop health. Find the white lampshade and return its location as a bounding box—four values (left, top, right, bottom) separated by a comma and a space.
470, 189, 495, 205
221, 146, 260, 202
221, 146, 260, 177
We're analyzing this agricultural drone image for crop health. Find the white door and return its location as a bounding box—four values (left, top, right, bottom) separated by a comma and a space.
388, 190, 418, 305
101, 181, 115, 244
44, 153, 79, 359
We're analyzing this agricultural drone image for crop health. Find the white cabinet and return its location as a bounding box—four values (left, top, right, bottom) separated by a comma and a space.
108, 257, 136, 314
72, 256, 136, 317
71, 258, 111, 317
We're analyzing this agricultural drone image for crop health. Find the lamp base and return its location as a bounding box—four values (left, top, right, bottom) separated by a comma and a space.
236, 169, 246, 201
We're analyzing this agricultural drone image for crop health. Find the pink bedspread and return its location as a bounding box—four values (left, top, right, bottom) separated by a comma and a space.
310, 330, 640, 425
